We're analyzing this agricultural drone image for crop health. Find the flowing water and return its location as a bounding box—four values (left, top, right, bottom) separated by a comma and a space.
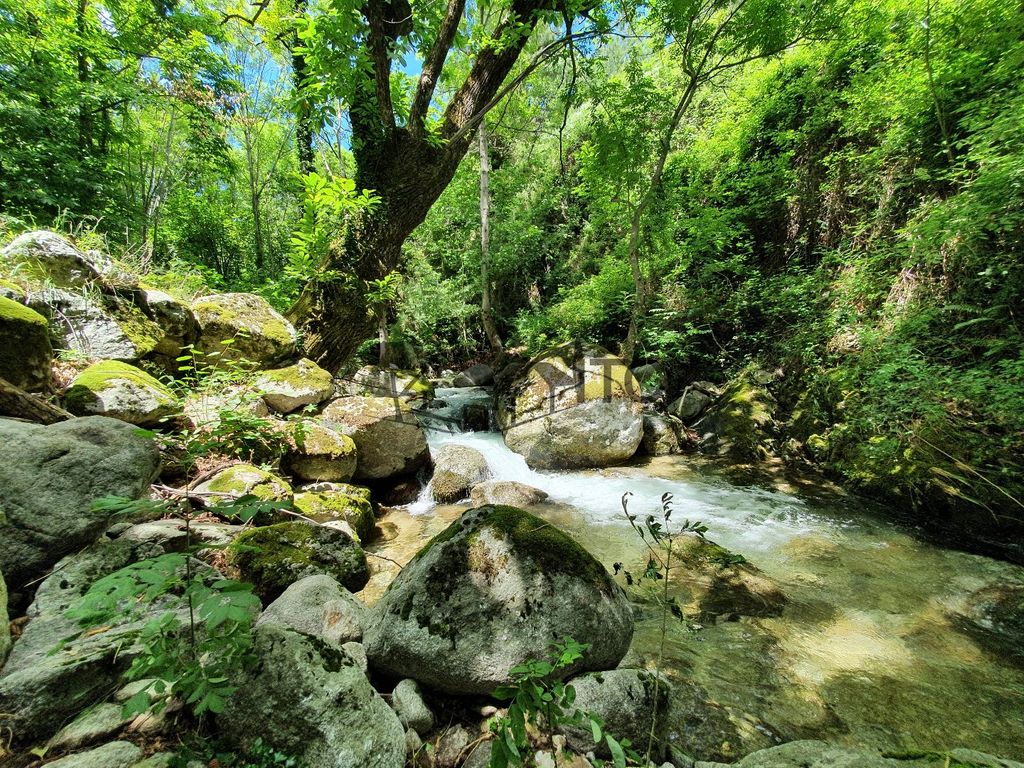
367, 387, 1024, 761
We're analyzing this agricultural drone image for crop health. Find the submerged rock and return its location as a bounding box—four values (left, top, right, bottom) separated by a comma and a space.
221, 624, 405, 768
363, 505, 633, 694
65, 360, 180, 426
321, 396, 431, 481
0, 295, 52, 391
228, 521, 369, 602
257, 357, 336, 414
497, 347, 643, 469
0, 416, 160, 589
470, 480, 549, 507
256, 574, 368, 645
431, 443, 491, 502
950, 582, 1024, 667
673, 534, 787, 621
192, 292, 297, 366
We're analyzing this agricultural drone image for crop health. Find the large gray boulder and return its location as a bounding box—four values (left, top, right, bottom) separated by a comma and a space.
453, 363, 494, 387
321, 396, 431, 481
282, 420, 357, 483
192, 292, 297, 366
667, 382, 719, 423
0, 416, 161, 590
65, 360, 180, 426
1, 231, 101, 288
27, 288, 162, 362
497, 347, 643, 469
221, 624, 405, 768
562, 669, 671, 760
0, 296, 52, 391
431, 443, 490, 502
0, 537, 165, 742
256, 574, 368, 645
363, 506, 633, 695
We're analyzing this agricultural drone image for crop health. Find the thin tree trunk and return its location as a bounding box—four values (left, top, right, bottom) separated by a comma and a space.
76, 0, 92, 156
291, 0, 315, 175
378, 311, 388, 366
478, 123, 503, 353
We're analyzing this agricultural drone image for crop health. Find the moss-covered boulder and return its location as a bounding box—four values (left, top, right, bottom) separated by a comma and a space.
283, 420, 357, 483
320, 396, 430, 481
0, 296, 52, 391
227, 522, 369, 602
193, 464, 291, 524
220, 624, 405, 768
294, 485, 375, 543
430, 443, 490, 503
257, 357, 336, 413
65, 360, 180, 426
27, 288, 161, 362
496, 346, 643, 469
138, 287, 199, 360
1, 230, 101, 288
363, 505, 634, 694
181, 385, 270, 427
192, 292, 297, 366
695, 369, 776, 461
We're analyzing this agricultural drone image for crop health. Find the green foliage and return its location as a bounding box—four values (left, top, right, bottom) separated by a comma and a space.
66, 495, 272, 720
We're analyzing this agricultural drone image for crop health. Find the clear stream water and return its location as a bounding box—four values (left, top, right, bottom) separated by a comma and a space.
366, 388, 1024, 761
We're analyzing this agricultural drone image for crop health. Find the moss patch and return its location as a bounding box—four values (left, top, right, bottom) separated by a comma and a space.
227, 521, 369, 602
293, 488, 375, 543
65, 360, 176, 413
0, 295, 52, 391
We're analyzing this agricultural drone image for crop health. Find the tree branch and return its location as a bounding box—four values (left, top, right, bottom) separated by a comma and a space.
409, 0, 467, 134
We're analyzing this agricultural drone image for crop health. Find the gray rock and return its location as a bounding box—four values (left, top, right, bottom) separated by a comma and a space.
321, 396, 431, 481
695, 372, 775, 461
667, 383, 718, 423
726, 741, 900, 767
435, 724, 472, 768
27, 288, 160, 362
431, 443, 490, 502
256, 574, 368, 645
461, 402, 492, 432
343, 641, 368, 673
220, 624, 405, 768
363, 505, 633, 695
131, 754, 178, 768
562, 669, 671, 760
497, 348, 643, 469
257, 358, 336, 414
283, 420, 357, 483
0, 538, 176, 742
391, 678, 434, 735
138, 288, 199, 359
43, 741, 143, 768
65, 361, 180, 426
48, 703, 129, 751
0, 416, 161, 589
341, 366, 435, 401
0, 296, 52, 391
192, 292, 297, 366
1, 230, 101, 288
641, 413, 682, 456
454, 363, 494, 387
117, 519, 241, 551
470, 480, 549, 507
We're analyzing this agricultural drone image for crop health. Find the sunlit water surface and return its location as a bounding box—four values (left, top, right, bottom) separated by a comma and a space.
365, 388, 1024, 760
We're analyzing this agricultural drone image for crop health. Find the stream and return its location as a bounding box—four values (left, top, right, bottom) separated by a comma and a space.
366, 387, 1024, 761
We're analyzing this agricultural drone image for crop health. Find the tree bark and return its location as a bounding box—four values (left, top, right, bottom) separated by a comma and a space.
290, 0, 315, 175
294, 0, 557, 371
478, 122, 503, 353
